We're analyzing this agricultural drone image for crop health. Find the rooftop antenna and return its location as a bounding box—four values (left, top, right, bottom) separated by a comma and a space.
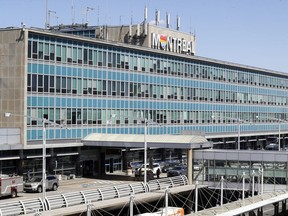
131, 11, 133, 24
166, 12, 170, 28
189, 16, 192, 34
97, 6, 100, 25
86, 7, 94, 25
55, 16, 59, 25
176, 15, 180, 31
155, 10, 160, 25
143, 7, 148, 35
144, 6, 148, 23
45, 0, 48, 29
71, 0, 75, 24
48, 10, 56, 28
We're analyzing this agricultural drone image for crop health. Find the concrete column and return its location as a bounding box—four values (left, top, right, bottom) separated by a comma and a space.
257, 207, 263, 216
75, 147, 82, 177
17, 149, 24, 175
177, 149, 183, 162
100, 148, 106, 175
282, 200, 286, 212
223, 138, 226, 149
256, 136, 259, 150
274, 203, 279, 215
187, 148, 193, 184
160, 148, 166, 161
123, 150, 128, 171
109, 158, 114, 173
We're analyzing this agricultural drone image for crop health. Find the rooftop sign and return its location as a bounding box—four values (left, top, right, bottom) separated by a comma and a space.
151, 33, 194, 54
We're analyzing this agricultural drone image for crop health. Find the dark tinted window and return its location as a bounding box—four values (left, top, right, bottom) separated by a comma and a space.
47, 176, 56, 180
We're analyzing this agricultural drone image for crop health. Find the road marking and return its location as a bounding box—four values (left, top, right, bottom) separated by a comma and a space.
81, 180, 128, 188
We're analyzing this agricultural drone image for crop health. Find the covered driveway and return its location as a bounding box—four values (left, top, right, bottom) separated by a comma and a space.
82, 133, 211, 183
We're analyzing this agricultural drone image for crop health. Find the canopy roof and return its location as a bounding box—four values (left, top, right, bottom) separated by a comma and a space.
82, 133, 211, 149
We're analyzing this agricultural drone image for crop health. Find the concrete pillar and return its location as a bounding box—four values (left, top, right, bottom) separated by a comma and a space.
256, 137, 259, 150
123, 150, 128, 171
257, 207, 263, 216
223, 138, 226, 149
274, 203, 279, 215
187, 148, 193, 184
75, 147, 82, 177
109, 158, 114, 173
177, 149, 183, 162
160, 148, 166, 161
17, 149, 24, 175
282, 200, 286, 212
100, 148, 106, 175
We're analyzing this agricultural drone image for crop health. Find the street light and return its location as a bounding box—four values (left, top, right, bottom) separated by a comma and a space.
4, 112, 48, 203
211, 114, 249, 150
256, 115, 286, 151
133, 118, 161, 187
4, 112, 68, 206
109, 114, 160, 187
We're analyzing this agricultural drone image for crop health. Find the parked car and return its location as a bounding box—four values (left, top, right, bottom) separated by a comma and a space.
138, 163, 161, 175
167, 166, 187, 177
24, 175, 59, 193
265, 143, 278, 151
161, 162, 179, 173
193, 161, 202, 171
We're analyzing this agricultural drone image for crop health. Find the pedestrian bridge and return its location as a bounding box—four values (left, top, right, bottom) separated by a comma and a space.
188, 190, 288, 216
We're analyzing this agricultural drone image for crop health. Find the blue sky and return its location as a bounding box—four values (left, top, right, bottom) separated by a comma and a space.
1, 0, 288, 73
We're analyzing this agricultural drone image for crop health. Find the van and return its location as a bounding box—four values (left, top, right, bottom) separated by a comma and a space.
265, 143, 279, 151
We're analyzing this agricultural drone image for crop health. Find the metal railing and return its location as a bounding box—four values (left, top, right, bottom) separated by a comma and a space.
0, 175, 188, 216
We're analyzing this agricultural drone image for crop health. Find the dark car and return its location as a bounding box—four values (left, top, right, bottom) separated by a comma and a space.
162, 162, 179, 173
167, 166, 187, 177
265, 143, 278, 151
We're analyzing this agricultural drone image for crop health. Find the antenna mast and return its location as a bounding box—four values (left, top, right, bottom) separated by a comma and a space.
86, 7, 94, 25
45, 0, 48, 29
71, 0, 75, 24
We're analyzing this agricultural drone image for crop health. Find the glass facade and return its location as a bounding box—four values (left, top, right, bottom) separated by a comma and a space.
26, 31, 288, 142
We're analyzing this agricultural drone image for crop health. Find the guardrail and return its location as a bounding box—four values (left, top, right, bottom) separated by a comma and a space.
0, 175, 188, 216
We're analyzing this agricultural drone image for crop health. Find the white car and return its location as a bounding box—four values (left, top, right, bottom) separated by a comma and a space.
140, 163, 161, 175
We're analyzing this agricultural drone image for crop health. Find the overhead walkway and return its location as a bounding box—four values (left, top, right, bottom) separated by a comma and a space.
193, 149, 288, 192
188, 190, 288, 216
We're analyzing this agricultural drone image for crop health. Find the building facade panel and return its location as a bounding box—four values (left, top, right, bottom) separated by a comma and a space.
1, 25, 288, 176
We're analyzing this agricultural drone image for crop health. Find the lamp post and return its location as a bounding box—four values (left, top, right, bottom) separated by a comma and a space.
211, 114, 247, 150
4, 112, 47, 203
143, 118, 148, 187
109, 114, 159, 187
278, 119, 281, 151
237, 118, 240, 151
4, 112, 68, 205
256, 115, 285, 151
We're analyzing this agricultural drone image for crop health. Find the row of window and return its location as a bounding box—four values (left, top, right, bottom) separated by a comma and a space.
28, 34, 288, 90
27, 107, 288, 126
27, 73, 288, 106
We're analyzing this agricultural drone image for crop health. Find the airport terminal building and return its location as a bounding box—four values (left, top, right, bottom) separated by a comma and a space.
1, 17, 288, 186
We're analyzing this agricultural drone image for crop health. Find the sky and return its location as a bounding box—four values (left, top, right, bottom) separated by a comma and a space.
1, 0, 288, 73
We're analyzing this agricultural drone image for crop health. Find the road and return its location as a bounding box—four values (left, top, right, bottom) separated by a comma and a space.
0, 176, 136, 203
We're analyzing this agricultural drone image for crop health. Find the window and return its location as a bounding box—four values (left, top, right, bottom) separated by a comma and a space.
56, 45, 61, 62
